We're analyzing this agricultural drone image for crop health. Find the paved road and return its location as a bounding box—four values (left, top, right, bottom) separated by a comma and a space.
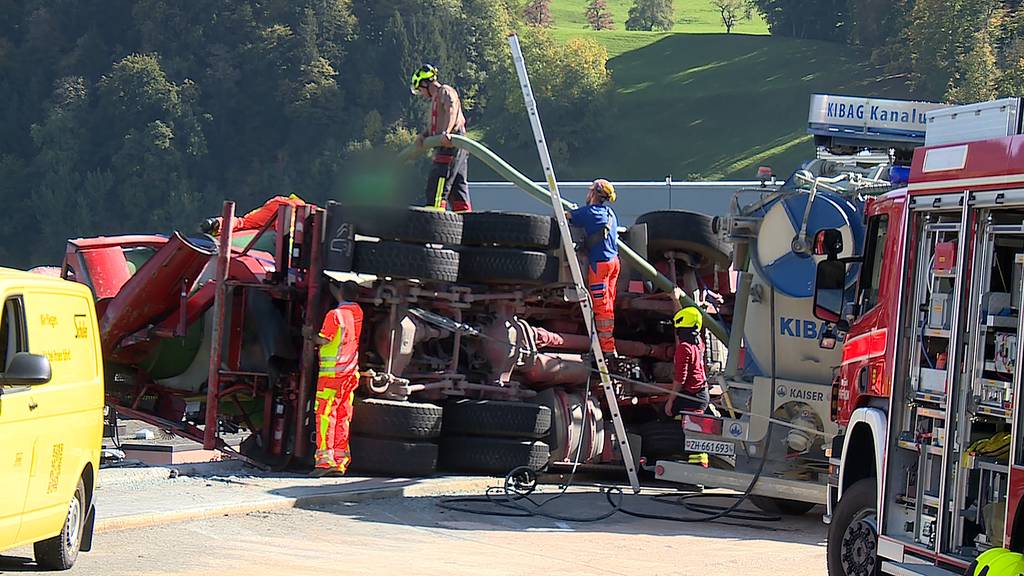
1, 491, 826, 575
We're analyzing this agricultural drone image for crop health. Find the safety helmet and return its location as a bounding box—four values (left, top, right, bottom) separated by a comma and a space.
410, 64, 438, 95
673, 306, 703, 330
592, 179, 616, 203
977, 550, 1024, 576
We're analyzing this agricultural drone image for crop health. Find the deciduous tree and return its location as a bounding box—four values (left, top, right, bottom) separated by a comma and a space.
625, 0, 675, 31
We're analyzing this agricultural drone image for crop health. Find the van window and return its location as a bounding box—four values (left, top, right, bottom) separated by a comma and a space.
858, 215, 890, 311
0, 297, 27, 373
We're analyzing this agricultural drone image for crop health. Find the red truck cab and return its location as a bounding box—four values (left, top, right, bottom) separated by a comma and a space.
824, 97, 1024, 576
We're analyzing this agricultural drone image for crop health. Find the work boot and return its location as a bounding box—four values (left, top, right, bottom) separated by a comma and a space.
309, 467, 335, 478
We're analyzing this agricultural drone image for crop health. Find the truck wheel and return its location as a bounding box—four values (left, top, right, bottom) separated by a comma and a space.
461, 212, 557, 249
442, 399, 552, 439
346, 205, 464, 245
457, 247, 560, 286
635, 210, 731, 268
349, 436, 438, 477
826, 479, 879, 576
353, 241, 459, 283
439, 436, 550, 474
632, 420, 686, 462
748, 495, 817, 516
351, 398, 443, 440
34, 478, 86, 570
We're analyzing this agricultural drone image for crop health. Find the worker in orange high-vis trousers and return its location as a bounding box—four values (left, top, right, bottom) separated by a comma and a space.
201, 194, 308, 235
308, 283, 363, 477
567, 179, 620, 358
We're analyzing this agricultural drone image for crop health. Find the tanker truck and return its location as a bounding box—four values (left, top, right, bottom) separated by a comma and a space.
653, 95, 948, 515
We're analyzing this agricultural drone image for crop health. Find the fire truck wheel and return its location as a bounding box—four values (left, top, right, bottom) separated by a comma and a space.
826, 479, 879, 576
635, 210, 731, 269
353, 241, 459, 283
456, 247, 560, 286
351, 398, 444, 440
346, 205, 464, 246
348, 436, 438, 477
747, 495, 817, 516
439, 436, 550, 475
461, 212, 557, 249
442, 400, 552, 439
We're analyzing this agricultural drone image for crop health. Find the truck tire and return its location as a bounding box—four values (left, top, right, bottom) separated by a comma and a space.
34, 478, 86, 570
351, 398, 443, 440
443, 400, 552, 439
635, 210, 731, 268
461, 212, 557, 249
439, 436, 550, 474
346, 205, 464, 245
349, 436, 438, 477
457, 247, 560, 286
748, 495, 817, 516
353, 241, 459, 283
826, 479, 879, 576
633, 420, 686, 462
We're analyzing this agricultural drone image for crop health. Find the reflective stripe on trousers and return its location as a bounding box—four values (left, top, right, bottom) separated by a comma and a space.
588, 257, 620, 354
314, 374, 358, 472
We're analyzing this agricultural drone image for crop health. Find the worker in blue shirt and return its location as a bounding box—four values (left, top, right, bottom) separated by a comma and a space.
567, 179, 619, 356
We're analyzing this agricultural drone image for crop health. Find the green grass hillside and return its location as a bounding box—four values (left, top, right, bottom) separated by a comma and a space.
486, 1, 913, 182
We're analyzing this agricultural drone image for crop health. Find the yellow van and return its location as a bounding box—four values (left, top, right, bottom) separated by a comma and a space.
0, 268, 102, 569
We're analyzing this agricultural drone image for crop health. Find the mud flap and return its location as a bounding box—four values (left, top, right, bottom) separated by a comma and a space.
80, 503, 96, 552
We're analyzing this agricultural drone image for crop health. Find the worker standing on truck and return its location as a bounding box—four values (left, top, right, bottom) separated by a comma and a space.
308, 283, 363, 477
201, 194, 308, 235
665, 306, 709, 416
411, 64, 472, 212
567, 179, 620, 357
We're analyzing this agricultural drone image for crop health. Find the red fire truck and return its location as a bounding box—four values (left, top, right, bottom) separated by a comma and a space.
821, 97, 1024, 575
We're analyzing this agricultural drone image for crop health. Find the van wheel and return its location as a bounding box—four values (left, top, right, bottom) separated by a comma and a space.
35, 478, 86, 570
827, 479, 879, 576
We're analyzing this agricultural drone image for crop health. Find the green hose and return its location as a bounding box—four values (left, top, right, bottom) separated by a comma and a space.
400, 135, 728, 344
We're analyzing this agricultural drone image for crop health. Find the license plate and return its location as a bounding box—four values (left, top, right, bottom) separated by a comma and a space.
685, 439, 736, 457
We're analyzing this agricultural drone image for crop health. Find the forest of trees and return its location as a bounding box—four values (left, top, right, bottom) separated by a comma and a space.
752, 0, 1024, 103
2, 0, 1024, 267
0, 0, 610, 265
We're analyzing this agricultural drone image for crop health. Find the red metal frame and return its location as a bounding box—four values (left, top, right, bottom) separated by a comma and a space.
205, 202, 235, 450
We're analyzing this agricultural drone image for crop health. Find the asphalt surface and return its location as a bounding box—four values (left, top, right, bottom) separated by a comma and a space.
0, 491, 827, 575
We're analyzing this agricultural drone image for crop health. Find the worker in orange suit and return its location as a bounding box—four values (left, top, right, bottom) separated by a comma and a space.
566, 179, 620, 358
201, 194, 307, 235
307, 283, 363, 477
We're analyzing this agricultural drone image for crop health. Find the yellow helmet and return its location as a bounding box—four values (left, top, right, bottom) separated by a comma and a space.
410, 64, 438, 95
592, 179, 616, 203
969, 548, 1019, 576
984, 551, 1024, 576
673, 306, 703, 330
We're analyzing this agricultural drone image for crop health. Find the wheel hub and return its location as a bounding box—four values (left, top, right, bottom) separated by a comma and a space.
65, 493, 82, 553
840, 512, 877, 575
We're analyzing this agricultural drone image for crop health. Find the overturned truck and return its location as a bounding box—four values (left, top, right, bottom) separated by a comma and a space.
62, 193, 738, 476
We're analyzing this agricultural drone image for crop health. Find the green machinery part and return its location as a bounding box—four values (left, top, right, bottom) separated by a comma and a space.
400, 134, 728, 344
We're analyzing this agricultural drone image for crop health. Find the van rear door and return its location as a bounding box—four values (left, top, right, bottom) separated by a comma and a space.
0, 295, 33, 548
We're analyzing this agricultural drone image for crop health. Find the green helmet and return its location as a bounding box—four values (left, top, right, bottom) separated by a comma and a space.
410, 64, 438, 95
